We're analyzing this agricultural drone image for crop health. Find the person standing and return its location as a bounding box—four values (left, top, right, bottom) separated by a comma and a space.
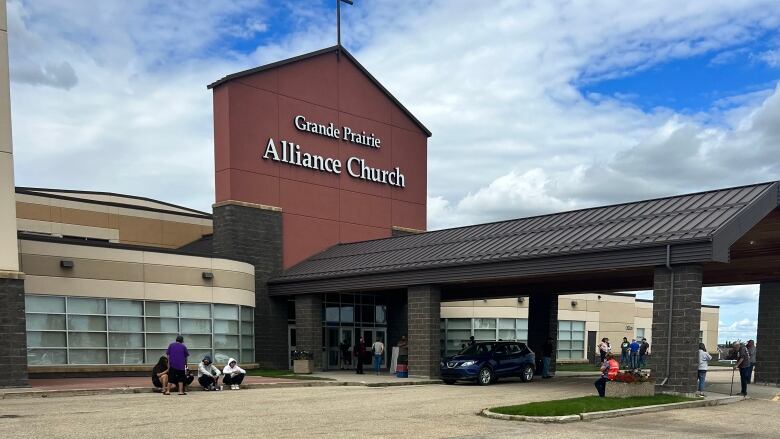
468, 336, 476, 346
542, 337, 554, 379
639, 338, 650, 369
594, 353, 619, 397
733, 341, 751, 396
397, 335, 409, 369
197, 355, 222, 391
598, 338, 609, 364
222, 358, 246, 390
166, 335, 189, 395
697, 343, 712, 397
372, 337, 385, 375
339, 338, 350, 370
746, 340, 756, 383
629, 338, 640, 370
620, 337, 630, 368
354, 337, 366, 375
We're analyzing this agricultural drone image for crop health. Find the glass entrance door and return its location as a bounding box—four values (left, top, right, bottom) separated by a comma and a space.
361, 328, 387, 369
326, 328, 340, 369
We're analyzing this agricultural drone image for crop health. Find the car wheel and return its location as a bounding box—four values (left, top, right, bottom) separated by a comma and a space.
520, 364, 534, 382
443, 379, 456, 385
478, 367, 493, 385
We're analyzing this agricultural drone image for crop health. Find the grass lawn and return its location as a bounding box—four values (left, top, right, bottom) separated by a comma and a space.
491, 395, 694, 417
245, 368, 332, 380
555, 363, 600, 372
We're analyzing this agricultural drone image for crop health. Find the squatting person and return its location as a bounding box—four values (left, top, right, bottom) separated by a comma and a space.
222, 358, 246, 390
198, 355, 222, 391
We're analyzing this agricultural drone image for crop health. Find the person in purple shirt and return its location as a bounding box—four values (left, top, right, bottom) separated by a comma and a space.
166, 335, 190, 395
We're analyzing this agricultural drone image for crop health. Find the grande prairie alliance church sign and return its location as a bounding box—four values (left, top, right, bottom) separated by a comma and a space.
262, 115, 406, 188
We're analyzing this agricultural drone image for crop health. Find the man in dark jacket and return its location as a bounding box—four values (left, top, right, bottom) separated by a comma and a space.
353, 337, 366, 374
733, 341, 751, 396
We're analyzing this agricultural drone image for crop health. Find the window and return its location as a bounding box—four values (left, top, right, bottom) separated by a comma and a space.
24, 295, 255, 365
636, 328, 645, 340
557, 320, 585, 360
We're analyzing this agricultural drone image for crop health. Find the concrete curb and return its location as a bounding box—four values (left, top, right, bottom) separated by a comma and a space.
0, 379, 441, 400
481, 395, 745, 423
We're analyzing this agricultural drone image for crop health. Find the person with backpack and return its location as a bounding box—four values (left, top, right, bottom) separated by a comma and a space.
594, 353, 619, 397
697, 343, 712, 397
620, 337, 630, 368
372, 337, 385, 375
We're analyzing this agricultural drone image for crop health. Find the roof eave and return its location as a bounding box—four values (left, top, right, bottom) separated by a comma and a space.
711, 181, 780, 262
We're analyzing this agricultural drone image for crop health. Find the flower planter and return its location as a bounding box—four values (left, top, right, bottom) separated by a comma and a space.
293, 359, 314, 374
606, 381, 655, 398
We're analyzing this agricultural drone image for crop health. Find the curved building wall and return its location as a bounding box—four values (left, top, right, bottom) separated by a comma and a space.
19, 238, 255, 366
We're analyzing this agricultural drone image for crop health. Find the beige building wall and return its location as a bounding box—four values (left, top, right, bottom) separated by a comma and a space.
19, 239, 254, 306
441, 293, 719, 360
15, 191, 213, 248
0, 0, 20, 274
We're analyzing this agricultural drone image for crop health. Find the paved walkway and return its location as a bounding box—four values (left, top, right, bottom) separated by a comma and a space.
0, 375, 775, 439
309, 370, 438, 385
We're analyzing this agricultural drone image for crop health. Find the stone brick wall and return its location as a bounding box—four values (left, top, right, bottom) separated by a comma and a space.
294, 294, 323, 370
527, 293, 558, 374
408, 286, 440, 378
650, 264, 702, 394
0, 277, 28, 387
756, 282, 780, 386
212, 203, 288, 369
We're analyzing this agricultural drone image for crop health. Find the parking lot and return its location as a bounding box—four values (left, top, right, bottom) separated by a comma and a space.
0, 373, 777, 438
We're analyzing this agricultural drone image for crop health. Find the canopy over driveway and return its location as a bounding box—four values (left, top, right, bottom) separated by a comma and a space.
270, 182, 780, 392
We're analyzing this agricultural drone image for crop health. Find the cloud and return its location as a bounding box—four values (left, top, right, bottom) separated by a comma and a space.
702, 285, 759, 306
754, 49, 780, 67
719, 318, 757, 343
12, 61, 77, 89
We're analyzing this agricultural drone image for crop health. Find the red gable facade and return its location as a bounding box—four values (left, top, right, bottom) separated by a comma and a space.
210, 47, 429, 268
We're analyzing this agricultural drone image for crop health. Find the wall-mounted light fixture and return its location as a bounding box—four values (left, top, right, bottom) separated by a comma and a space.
571, 300, 578, 307
597, 295, 602, 300
202, 272, 214, 280
60, 260, 74, 269
517, 297, 525, 303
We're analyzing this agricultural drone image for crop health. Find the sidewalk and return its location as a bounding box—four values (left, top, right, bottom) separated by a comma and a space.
0, 371, 440, 399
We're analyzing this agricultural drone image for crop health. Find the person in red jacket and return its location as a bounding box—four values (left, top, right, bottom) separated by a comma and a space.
594, 353, 619, 397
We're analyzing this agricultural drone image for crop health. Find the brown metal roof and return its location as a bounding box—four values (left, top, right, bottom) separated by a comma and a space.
271, 182, 779, 289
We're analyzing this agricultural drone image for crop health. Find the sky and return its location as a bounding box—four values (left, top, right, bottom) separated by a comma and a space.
8, 0, 780, 344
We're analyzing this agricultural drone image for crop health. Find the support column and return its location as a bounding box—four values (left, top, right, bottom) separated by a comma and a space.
212, 202, 288, 369
651, 264, 702, 394
0, 0, 28, 388
295, 294, 323, 371
408, 285, 440, 378
386, 292, 408, 360
0, 275, 27, 387
755, 282, 780, 386
527, 293, 558, 375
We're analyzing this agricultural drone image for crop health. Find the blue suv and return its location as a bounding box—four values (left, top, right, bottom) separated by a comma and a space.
440, 341, 536, 385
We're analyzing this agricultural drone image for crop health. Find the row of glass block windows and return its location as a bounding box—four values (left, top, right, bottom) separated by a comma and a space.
440, 319, 586, 359
25, 295, 255, 365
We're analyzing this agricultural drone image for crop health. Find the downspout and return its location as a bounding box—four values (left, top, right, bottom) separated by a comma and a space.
659, 244, 673, 387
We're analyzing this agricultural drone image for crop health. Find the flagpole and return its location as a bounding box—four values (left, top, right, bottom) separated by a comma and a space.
337, 0, 341, 60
